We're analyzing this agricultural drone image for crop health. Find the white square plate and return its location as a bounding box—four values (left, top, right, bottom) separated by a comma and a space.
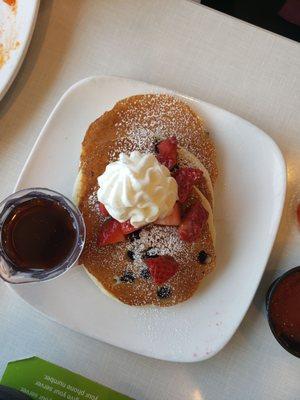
11, 76, 286, 362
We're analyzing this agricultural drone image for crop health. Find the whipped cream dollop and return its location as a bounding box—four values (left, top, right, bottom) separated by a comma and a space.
97, 151, 178, 228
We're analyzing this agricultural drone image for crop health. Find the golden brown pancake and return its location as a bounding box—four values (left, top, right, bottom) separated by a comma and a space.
77, 94, 217, 306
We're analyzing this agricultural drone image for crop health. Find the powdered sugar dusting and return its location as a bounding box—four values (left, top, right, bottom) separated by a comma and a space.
109, 124, 158, 161
109, 95, 198, 155
126, 225, 193, 275
87, 188, 99, 213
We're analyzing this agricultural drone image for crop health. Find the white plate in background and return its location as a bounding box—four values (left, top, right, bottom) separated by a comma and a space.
0, 0, 39, 101
11, 76, 286, 362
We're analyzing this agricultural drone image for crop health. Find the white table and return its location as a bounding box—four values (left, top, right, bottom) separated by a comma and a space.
0, 1, 299, 399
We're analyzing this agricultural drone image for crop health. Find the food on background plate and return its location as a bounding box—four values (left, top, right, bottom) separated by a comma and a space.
0, 0, 18, 69
75, 94, 217, 306
3, 0, 16, 6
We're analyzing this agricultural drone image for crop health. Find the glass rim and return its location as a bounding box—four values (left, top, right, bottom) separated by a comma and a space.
0, 188, 86, 284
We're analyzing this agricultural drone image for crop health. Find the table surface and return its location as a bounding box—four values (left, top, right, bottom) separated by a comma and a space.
0, 1, 299, 399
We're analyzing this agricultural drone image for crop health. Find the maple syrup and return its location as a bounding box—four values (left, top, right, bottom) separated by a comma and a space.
267, 267, 300, 358
1, 197, 77, 271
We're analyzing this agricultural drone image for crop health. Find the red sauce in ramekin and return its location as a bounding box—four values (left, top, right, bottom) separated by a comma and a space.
267, 267, 300, 357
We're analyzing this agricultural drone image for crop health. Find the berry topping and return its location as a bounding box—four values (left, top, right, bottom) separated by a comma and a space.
128, 229, 141, 242
120, 271, 135, 283
157, 286, 172, 299
127, 250, 135, 260
197, 250, 211, 264
145, 255, 179, 285
173, 168, 203, 203
142, 247, 159, 259
120, 220, 139, 235
140, 268, 151, 280
156, 136, 178, 170
97, 219, 125, 246
297, 203, 300, 226
178, 201, 208, 242
98, 202, 109, 217
155, 202, 181, 226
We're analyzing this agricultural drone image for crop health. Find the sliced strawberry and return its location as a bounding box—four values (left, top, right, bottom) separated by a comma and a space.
98, 219, 125, 246
98, 202, 109, 217
156, 136, 178, 170
120, 220, 139, 235
173, 168, 203, 203
155, 202, 181, 226
178, 201, 208, 242
145, 255, 179, 285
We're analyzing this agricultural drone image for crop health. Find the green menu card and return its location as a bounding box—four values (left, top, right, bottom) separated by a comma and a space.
1, 357, 133, 400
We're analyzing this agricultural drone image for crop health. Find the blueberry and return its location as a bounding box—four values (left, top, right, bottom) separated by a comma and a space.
142, 247, 159, 259
127, 250, 135, 260
170, 163, 179, 173
120, 271, 135, 283
128, 230, 141, 242
140, 268, 151, 280
197, 251, 211, 264
157, 286, 172, 299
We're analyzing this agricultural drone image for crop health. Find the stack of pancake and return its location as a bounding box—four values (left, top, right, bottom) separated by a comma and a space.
74, 94, 217, 306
